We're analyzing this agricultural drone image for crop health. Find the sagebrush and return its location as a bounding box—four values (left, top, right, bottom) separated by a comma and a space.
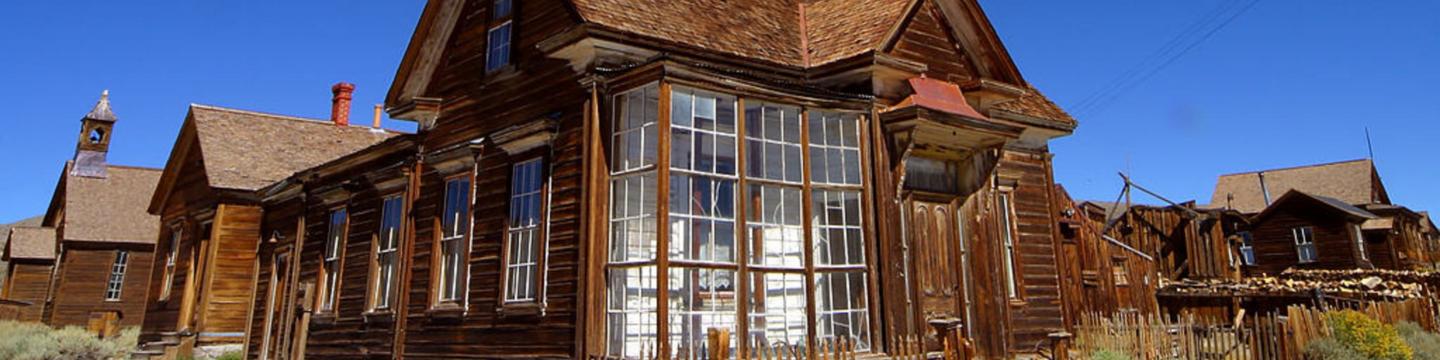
1325, 310, 1413, 360
0, 321, 138, 360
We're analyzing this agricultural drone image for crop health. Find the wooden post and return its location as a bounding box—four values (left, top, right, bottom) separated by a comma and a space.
1048, 332, 1071, 360
708, 328, 731, 360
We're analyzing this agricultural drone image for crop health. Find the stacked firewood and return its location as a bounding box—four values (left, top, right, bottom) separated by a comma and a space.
1159, 268, 1432, 299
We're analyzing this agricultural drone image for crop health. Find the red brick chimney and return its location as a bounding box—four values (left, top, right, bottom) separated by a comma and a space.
331, 82, 355, 126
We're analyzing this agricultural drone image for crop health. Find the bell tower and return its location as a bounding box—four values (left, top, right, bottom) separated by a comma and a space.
72, 90, 117, 178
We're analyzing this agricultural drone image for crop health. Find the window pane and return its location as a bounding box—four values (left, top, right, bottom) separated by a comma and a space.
486, 22, 512, 72
607, 266, 659, 358
808, 112, 862, 185
747, 272, 807, 347
668, 267, 737, 356
816, 271, 870, 351
747, 184, 804, 268
812, 190, 864, 266
492, 0, 512, 19
507, 159, 546, 302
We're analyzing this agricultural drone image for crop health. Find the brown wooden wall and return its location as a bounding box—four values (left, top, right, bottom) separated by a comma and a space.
3, 261, 54, 322
1250, 209, 1363, 276
1055, 187, 1158, 322
197, 204, 262, 342
48, 244, 154, 328
142, 137, 214, 342
991, 148, 1066, 355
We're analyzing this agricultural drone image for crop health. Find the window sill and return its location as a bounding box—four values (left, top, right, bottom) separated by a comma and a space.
1008, 299, 1027, 307
362, 310, 395, 323
484, 65, 520, 84
312, 312, 337, 325
427, 302, 466, 319
497, 302, 545, 317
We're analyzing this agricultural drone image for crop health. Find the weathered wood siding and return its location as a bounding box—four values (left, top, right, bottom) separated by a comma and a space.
890, 0, 974, 83
197, 204, 262, 342
991, 148, 1065, 355
3, 261, 54, 322
1250, 209, 1362, 275
49, 245, 154, 328
392, 0, 585, 358
142, 137, 213, 342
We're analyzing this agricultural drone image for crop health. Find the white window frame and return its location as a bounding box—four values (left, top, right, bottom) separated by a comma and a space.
1293, 226, 1317, 263
437, 177, 472, 304
371, 195, 405, 311
1238, 231, 1256, 266
320, 208, 348, 313
104, 250, 129, 301
1354, 224, 1368, 261
503, 157, 547, 303
485, 0, 513, 73
160, 226, 181, 300
997, 191, 1020, 299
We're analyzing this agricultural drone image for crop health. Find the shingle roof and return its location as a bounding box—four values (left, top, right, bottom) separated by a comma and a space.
572, 0, 804, 66
804, 0, 912, 65
190, 105, 399, 191
1253, 190, 1379, 225
61, 165, 162, 244
990, 87, 1077, 126
1209, 159, 1383, 214
5, 227, 56, 260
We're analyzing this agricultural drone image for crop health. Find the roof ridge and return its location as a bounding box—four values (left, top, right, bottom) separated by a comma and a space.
1216, 158, 1371, 178
190, 103, 409, 134
104, 164, 163, 172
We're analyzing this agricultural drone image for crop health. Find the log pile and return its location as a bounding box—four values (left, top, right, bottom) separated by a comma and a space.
1158, 269, 1434, 300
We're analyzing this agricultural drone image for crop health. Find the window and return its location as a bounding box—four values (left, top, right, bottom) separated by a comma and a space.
1293, 226, 1317, 263
104, 250, 129, 301
1354, 224, 1368, 261
485, 0, 513, 72
504, 158, 547, 303
160, 227, 181, 300
1238, 231, 1256, 265
371, 196, 404, 310
1112, 260, 1129, 287
89, 128, 105, 144
437, 178, 472, 304
320, 208, 347, 312
604, 85, 872, 358
607, 85, 660, 358
807, 111, 869, 346
997, 192, 1020, 299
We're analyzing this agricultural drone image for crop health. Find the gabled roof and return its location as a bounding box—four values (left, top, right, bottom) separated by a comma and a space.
1209, 159, 1388, 214
990, 87, 1077, 127
1251, 190, 1379, 225
387, 0, 1067, 124
46, 164, 162, 244
151, 105, 399, 212
5, 227, 56, 261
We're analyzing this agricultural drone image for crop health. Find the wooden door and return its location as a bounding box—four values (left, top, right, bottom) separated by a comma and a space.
910, 201, 965, 333
260, 250, 291, 360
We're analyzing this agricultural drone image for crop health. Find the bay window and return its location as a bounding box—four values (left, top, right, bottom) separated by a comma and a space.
605, 83, 872, 358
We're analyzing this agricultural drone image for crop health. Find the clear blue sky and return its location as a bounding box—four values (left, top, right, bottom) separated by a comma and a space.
1, 1, 1436, 224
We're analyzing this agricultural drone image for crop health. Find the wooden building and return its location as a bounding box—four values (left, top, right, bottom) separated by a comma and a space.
243, 0, 1081, 358
37, 91, 162, 329
1209, 160, 1435, 272
2, 226, 57, 322
1244, 190, 1377, 276
1055, 186, 1158, 320
138, 87, 396, 358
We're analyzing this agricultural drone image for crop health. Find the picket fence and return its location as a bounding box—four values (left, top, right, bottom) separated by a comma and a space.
1075, 298, 1438, 360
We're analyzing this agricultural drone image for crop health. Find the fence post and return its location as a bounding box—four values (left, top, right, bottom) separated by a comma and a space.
1048, 331, 1072, 360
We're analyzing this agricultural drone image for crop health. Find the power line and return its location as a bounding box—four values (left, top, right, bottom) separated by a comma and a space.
1072, 0, 1263, 118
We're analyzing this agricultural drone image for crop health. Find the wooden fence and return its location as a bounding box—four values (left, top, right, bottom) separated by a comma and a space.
1075, 298, 1439, 359
627, 329, 974, 360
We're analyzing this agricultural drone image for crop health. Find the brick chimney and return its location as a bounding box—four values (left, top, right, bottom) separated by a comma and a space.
331, 82, 355, 126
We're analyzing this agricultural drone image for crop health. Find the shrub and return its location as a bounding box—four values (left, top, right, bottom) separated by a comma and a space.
1089, 349, 1129, 360
1326, 310, 1413, 360
1305, 338, 1369, 360
214, 350, 245, 360
1397, 321, 1440, 360
0, 320, 139, 360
